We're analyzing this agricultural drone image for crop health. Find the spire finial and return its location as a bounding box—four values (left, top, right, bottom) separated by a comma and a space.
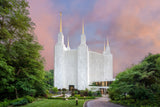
104, 40, 106, 51
60, 12, 62, 32
82, 19, 84, 34
67, 36, 69, 47
107, 37, 109, 47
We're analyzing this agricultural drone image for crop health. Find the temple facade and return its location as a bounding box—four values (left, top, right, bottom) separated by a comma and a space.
54, 13, 113, 90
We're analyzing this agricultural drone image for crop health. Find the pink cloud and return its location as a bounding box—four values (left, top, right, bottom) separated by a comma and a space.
28, 0, 160, 77
28, 0, 59, 70
88, 0, 160, 75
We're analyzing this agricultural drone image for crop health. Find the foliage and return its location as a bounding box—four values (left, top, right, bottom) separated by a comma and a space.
89, 82, 97, 86
97, 91, 102, 97
108, 54, 160, 106
45, 69, 54, 88
48, 96, 95, 99
52, 87, 58, 94
23, 99, 91, 107
88, 91, 93, 96
0, 0, 47, 100
0, 100, 10, 107
10, 98, 28, 106
25, 96, 35, 103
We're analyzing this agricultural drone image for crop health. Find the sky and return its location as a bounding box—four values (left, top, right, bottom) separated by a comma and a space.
28, 0, 160, 77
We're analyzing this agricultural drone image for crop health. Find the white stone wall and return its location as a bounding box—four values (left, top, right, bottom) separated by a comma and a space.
54, 33, 113, 90
77, 44, 89, 90
89, 51, 104, 84
54, 44, 65, 89
64, 50, 78, 89
104, 54, 113, 81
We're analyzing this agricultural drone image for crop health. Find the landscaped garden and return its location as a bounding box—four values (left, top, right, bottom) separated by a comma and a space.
0, 87, 101, 107
23, 99, 89, 107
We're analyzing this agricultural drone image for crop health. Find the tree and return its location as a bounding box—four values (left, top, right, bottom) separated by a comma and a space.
108, 54, 160, 106
0, 0, 46, 100
45, 69, 54, 88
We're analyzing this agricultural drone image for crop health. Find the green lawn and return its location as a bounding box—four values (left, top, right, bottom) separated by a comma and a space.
23, 99, 89, 107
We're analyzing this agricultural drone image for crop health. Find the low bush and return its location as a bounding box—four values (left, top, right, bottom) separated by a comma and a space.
88, 91, 93, 96
52, 87, 58, 94
48, 96, 95, 100
25, 96, 35, 103
0, 101, 10, 107
97, 91, 102, 97
74, 94, 80, 97
48, 97, 64, 99
10, 98, 28, 106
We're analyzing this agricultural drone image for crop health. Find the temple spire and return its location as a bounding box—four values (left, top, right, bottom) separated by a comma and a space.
104, 41, 106, 51
67, 37, 70, 47
60, 12, 62, 32
82, 19, 84, 34
107, 38, 109, 47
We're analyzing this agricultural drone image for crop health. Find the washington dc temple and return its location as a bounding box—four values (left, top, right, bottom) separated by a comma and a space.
54, 13, 113, 92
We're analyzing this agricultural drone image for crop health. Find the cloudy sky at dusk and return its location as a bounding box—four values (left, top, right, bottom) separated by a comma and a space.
28, 0, 160, 76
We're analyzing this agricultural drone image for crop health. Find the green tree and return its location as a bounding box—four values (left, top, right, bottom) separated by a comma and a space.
0, 0, 46, 100
45, 69, 54, 88
108, 54, 160, 106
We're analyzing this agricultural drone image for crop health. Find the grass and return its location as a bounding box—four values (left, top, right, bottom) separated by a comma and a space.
22, 99, 89, 107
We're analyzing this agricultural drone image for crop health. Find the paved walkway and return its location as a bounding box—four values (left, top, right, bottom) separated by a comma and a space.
84, 95, 124, 107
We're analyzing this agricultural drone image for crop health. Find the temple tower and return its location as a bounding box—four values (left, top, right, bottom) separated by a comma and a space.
54, 12, 66, 88
77, 20, 89, 90
103, 38, 113, 81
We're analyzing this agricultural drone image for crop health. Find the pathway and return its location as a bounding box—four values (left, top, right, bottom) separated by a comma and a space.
84, 95, 124, 107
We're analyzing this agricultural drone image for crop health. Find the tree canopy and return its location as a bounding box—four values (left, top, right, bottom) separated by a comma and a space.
0, 0, 47, 100
108, 54, 160, 106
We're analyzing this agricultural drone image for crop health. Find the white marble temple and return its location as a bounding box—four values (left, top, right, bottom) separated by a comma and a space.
54, 14, 113, 90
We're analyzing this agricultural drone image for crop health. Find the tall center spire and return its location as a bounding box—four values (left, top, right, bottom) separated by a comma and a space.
60, 12, 62, 32
82, 19, 84, 34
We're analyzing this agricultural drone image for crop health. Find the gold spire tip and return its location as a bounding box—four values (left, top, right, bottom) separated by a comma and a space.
82, 19, 84, 34
107, 38, 109, 46
60, 12, 62, 32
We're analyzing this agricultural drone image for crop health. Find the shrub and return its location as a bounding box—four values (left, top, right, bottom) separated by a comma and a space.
62, 91, 65, 97
10, 98, 28, 106
48, 97, 65, 99
74, 91, 78, 94
0, 101, 10, 107
84, 91, 88, 96
25, 96, 35, 103
92, 92, 97, 96
97, 91, 101, 96
88, 91, 93, 96
74, 94, 80, 97
62, 88, 66, 91
52, 87, 58, 94
80, 90, 84, 97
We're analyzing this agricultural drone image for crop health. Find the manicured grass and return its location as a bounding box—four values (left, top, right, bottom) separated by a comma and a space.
23, 99, 89, 107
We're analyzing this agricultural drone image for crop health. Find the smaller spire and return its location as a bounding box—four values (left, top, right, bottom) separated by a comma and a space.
60, 12, 62, 32
107, 38, 109, 47
67, 37, 70, 47
104, 41, 106, 51
82, 19, 84, 34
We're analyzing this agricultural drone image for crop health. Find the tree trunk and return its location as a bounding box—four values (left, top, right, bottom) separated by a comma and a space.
15, 88, 18, 99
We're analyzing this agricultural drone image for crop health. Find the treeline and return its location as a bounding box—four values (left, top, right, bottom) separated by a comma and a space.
0, 0, 53, 101
108, 54, 160, 106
